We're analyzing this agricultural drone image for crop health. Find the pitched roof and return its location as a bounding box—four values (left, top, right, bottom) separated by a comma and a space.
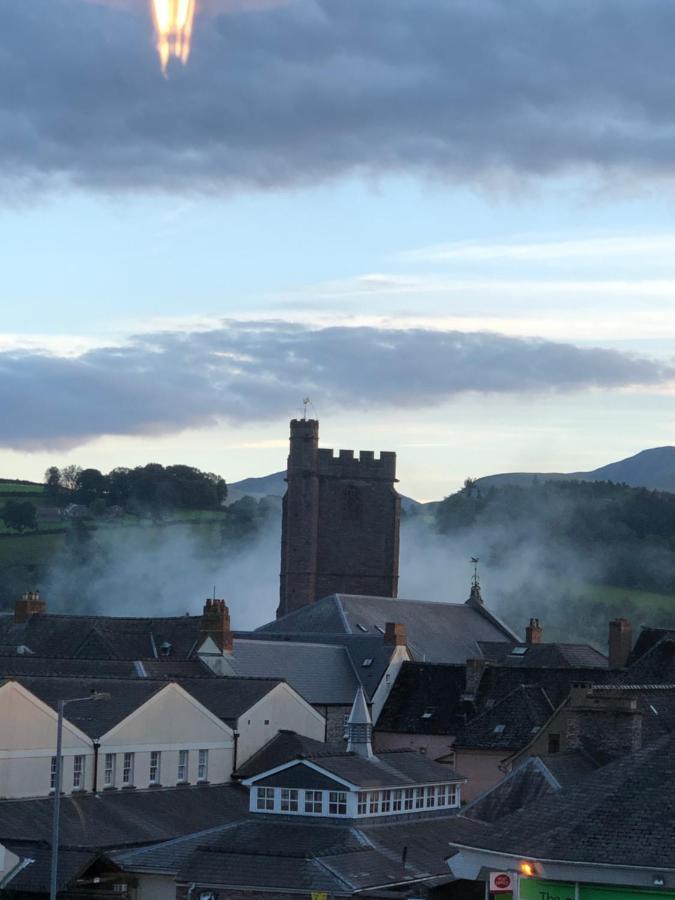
257, 594, 516, 663
237, 631, 395, 699
0, 613, 202, 660
623, 634, 675, 684
1, 843, 97, 894
223, 638, 360, 704
476, 664, 616, 709
448, 731, 675, 869
628, 626, 675, 665
8, 674, 282, 737
454, 684, 554, 751
376, 662, 469, 735
0, 655, 211, 680
0, 783, 249, 849
478, 641, 607, 668
234, 731, 332, 780
249, 750, 465, 789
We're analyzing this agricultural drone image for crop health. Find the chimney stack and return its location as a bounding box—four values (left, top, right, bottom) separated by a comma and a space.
15, 591, 46, 624
526, 617, 543, 645
566, 685, 642, 760
199, 598, 233, 653
384, 622, 407, 647
609, 618, 632, 669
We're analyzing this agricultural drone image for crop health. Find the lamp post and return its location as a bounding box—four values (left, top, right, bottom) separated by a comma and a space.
50, 692, 110, 900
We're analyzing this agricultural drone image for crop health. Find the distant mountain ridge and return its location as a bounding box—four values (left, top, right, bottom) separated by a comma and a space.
474, 446, 675, 494
227, 471, 421, 512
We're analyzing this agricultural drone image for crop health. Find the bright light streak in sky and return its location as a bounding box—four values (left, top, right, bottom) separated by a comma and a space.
150, 0, 196, 73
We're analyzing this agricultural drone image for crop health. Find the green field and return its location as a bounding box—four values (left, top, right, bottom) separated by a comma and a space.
0, 482, 44, 494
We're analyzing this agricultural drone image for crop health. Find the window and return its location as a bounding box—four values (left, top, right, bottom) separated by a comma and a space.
177, 750, 189, 782
421, 708, 436, 720
104, 753, 116, 788
304, 790, 323, 814
256, 787, 275, 811
426, 785, 436, 807
329, 791, 347, 816
414, 787, 424, 809
356, 623, 369, 633
362, 658, 374, 667
150, 751, 161, 784
392, 789, 403, 812
380, 790, 391, 813
343, 484, 362, 521
368, 790, 380, 814
122, 753, 134, 786
50, 756, 57, 792
493, 724, 506, 734
357, 792, 367, 815
281, 788, 298, 812
437, 783, 447, 806
548, 733, 561, 754
510, 646, 529, 656
73, 755, 85, 790
448, 785, 458, 807
404, 788, 414, 811
198, 749, 208, 781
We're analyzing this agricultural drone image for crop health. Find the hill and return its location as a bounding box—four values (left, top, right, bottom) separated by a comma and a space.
227, 471, 421, 512
474, 446, 675, 493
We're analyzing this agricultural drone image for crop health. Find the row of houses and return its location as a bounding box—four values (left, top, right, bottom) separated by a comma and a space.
1, 589, 674, 897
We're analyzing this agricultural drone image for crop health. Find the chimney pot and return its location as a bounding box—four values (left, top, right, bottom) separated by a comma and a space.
526, 617, 543, 645
384, 622, 406, 647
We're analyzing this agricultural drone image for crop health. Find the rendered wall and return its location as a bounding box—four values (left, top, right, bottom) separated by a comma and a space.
453, 749, 506, 801
236, 683, 325, 765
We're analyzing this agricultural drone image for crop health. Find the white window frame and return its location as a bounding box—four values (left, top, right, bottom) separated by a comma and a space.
328, 790, 347, 816
198, 749, 208, 782
122, 752, 134, 787
357, 791, 367, 815
437, 783, 447, 806
150, 751, 161, 785
304, 790, 323, 815
177, 749, 189, 783
281, 788, 298, 812
256, 787, 275, 810
392, 788, 403, 812
380, 789, 391, 813
73, 755, 85, 790
104, 753, 116, 788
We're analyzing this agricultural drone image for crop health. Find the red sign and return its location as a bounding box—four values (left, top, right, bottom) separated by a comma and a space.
490, 872, 514, 893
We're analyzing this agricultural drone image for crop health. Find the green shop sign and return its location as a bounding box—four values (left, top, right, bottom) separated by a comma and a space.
520, 880, 675, 900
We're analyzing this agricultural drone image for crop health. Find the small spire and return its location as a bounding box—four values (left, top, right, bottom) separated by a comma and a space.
346, 687, 374, 758
466, 557, 484, 607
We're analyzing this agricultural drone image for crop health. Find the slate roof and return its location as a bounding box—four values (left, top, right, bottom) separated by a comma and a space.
476, 664, 615, 709
1, 842, 97, 894
628, 626, 675, 666
478, 641, 607, 668
376, 662, 469, 735
0, 783, 249, 849
0, 612, 202, 660
6, 674, 282, 737
234, 731, 336, 779
222, 638, 361, 704
447, 731, 675, 869
237, 631, 396, 699
623, 635, 675, 684
454, 684, 554, 751
0, 656, 212, 680
248, 750, 465, 789
257, 594, 517, 663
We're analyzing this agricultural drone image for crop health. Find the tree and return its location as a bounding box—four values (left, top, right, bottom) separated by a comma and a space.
44, 466, 62, 501
59, 465, 82, 492
75, 468, 107, 505
1, 500, 37, 533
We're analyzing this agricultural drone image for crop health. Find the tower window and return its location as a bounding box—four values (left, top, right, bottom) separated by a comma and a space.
342, 485, 363, 522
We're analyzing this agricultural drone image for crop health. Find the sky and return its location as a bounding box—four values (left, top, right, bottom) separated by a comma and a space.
3, 0, 675, 501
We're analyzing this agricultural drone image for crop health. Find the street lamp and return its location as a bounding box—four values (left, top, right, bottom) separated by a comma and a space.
50, 692, 110, 900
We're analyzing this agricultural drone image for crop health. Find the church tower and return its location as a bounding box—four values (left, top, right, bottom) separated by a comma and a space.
277, 418, 400, 618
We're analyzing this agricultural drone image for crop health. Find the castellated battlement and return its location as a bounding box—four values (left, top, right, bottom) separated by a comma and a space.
317, 447, 398, 480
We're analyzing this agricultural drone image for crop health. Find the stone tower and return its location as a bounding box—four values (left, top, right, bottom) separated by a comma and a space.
278, 418, 400, 618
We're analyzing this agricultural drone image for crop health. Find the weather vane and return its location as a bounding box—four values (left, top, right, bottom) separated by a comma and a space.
471, 556, 480, 586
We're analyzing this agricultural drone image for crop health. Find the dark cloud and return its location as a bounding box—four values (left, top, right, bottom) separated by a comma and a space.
4, 0, 675, 193
0, 322, 671, 449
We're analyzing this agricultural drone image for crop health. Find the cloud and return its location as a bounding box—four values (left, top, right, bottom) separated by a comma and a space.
6, 0, 675, 194
0, 321, 672, 449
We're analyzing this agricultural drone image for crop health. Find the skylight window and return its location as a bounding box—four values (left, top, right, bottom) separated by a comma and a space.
510, 646, 529, 656
421, 708, 436, 719
649, 704, 659, 715
357, 624, 369, 632
494, 724, 506, 734
362, 658, 374, 667
374, 625, 385, 634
